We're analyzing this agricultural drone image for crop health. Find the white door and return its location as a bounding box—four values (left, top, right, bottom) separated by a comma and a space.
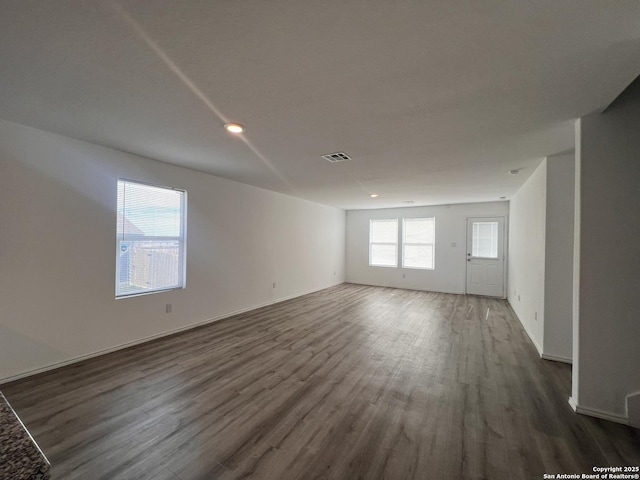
466, 217, 505, 297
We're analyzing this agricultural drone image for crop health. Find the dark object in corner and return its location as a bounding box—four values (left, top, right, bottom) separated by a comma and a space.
0, 392, 50, 480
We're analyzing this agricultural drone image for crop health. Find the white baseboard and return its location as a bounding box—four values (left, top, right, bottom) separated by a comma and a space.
507, 301, 543, 356
345, 280, 508, 298
0, 282, 343, 385
541, 353, 572, 364
346, 281, 464, 295
568, 398, 629, 426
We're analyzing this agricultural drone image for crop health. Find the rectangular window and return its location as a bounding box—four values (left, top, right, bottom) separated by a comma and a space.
402, 217, 435, 269
369, 219, 398, 267
116, 180, 187, 298
471, 221, 498, 258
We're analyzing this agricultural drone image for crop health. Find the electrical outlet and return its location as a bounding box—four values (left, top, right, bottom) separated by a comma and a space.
402, 273, 406, 278
535, 311, 538, 321
518, 295, 521, 301
333, 271, 336, 276
273, 282, 276, 288
451, 242, 457, 247
166, 304, 172, 314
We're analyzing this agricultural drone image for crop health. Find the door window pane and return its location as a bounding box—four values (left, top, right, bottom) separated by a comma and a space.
472, 222, 498, 258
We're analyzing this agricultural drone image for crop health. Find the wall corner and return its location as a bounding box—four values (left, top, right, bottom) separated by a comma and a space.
627, 391, 640, 428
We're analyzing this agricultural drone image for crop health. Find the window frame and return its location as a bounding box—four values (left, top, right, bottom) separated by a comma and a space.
402, 217, 435, 270
115, 178, 188, 299
368, 218, 399, 268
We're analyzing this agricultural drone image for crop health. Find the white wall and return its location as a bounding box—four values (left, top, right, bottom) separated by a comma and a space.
508, 154, 575, 362
346, 202, 509, 294
0, 120, 346, 382
508, 160, 546, 354
571, 78, 640, 422
543, 153, 575, 362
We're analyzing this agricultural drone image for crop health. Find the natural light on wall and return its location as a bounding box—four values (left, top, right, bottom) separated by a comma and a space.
116, 179, 187, 298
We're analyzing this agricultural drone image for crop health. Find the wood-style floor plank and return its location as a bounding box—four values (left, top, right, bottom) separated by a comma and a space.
3, 284, 639, 479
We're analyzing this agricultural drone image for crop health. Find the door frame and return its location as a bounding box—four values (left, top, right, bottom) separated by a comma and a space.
464, 215, 508, 298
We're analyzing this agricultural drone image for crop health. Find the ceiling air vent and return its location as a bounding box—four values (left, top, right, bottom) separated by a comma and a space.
322, 152, 351, 163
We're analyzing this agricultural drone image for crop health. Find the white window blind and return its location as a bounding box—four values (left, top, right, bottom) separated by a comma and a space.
369, 219, 398, 267
116, 180, 187, 298
402, 218, 435, 269
472, 221, 498, 258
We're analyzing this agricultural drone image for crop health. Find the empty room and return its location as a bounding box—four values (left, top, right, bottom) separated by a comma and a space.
1, 2, 639, 479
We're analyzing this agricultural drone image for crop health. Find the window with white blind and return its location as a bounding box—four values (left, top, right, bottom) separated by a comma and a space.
471, 221, 498, 258
402, 217, 435, 269
116, 180, 187, 298
369, 219, 398, 267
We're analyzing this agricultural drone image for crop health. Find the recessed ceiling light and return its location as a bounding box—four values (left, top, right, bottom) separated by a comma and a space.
403, 200, 415, 204
508, 169, 520, 175
370, 194, 379, 198
224, 123, 245, 134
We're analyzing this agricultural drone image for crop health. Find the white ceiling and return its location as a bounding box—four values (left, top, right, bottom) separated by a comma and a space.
1, 1, 639, 209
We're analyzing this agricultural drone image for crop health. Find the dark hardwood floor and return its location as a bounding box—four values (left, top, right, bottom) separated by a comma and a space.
3, 284, 639, 479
